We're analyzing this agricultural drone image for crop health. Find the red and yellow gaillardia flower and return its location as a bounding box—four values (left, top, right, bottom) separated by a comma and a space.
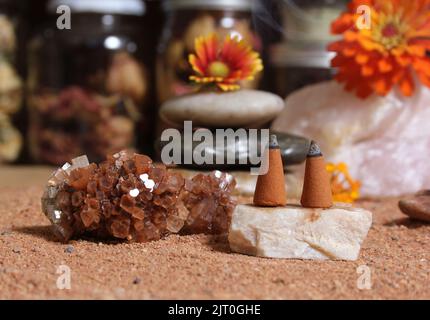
329, 0, 430, 98
188, 33, 263, 91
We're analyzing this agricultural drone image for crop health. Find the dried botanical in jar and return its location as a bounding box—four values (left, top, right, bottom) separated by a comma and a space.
0, 59, 22, 115
28, 86, 139, 165
27, 1, 151, 165
0, 11, 23, 163
0, 15, 16, 53
0, 112, 22, 162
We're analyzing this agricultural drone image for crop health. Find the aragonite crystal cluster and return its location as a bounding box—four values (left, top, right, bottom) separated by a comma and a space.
42, 151, 236, 242
182, 171, 236, 235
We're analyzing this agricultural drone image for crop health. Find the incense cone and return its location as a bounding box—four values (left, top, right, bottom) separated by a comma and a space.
301, 141, 333, 208
253, 135, 287, 207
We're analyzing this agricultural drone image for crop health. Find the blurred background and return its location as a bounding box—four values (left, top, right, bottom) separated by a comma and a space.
0, 0, 348, 167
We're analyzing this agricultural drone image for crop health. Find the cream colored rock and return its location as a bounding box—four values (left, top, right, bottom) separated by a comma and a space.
160, 89, 284, 127
228, 203, 372, 261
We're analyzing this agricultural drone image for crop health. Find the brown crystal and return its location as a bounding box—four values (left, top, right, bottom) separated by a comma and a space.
41, 152, 237, 243
110, 215, 131, 239
181, 171, 237, 235
120, 194, 136, 214
69, 164, 97, 190
134, 154, 152, 174
80, 208, 100, 228
71, 191, 85, 207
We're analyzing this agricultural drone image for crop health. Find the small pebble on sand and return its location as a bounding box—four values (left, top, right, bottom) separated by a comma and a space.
64, 245, 74, 254
12, 247, 21, 254
399, 191, 430, 223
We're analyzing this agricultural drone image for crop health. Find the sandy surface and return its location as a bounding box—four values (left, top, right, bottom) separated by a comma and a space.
0, 184, 429, 300
0, 166, 54, 188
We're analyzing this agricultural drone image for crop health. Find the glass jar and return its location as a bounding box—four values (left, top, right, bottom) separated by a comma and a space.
27, 0, 150, 165
270, 43, 335, 97
156, 0, 262, 103
281, 0, 348, 46
269, 0, 347, 97
0, 0, 23, 163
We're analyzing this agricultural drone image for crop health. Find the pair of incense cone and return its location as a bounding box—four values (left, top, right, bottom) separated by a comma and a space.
253, 136, 333, 209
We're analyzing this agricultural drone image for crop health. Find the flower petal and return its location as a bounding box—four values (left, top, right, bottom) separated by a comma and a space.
399, 72, 415, 96
378, 58, 393, 73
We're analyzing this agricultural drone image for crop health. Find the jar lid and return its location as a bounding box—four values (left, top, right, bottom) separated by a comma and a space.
163, 0, 259, 11
47, 0, 146, 15
270, 43, 335, 69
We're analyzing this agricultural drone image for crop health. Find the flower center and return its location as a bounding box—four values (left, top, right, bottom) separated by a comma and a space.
208, 61, 230, 78
373, 17, 407, 51
382, 23, 398, 38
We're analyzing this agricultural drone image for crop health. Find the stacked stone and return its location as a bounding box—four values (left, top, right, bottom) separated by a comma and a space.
157, 89, 310, 170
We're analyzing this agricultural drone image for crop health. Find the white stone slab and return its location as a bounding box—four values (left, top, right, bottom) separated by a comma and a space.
228, 203, 372, 261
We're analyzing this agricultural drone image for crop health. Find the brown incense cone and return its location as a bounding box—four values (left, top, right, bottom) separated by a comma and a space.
253, 135, 287, 207
301, 141, 333, 209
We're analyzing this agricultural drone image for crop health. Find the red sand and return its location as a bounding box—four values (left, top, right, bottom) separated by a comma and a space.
0, 185, 429, 299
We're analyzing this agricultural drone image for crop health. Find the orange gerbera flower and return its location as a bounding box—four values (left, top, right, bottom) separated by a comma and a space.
329, 0, 430, 98
189, 33, 263, 91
